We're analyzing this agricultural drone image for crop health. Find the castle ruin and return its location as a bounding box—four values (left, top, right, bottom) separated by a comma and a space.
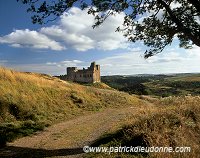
66, 62, 100, 83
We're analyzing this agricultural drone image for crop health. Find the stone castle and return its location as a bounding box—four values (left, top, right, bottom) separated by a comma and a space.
66, 62, 101, 83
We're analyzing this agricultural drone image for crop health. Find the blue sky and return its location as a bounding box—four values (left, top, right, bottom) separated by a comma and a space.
0, 0, 200, 75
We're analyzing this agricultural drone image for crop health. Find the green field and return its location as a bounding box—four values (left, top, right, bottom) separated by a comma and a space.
101, 73, 200, 97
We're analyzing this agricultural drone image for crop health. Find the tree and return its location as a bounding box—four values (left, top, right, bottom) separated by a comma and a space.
17, 0, 200, 58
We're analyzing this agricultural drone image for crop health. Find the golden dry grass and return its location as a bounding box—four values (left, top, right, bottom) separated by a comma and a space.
87, 96, 200, 158
1, 67, 199, 158
0, 66, 140, 122
0, 66, 141, 146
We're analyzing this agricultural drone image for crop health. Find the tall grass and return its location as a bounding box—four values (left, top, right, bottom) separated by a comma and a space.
87, 96, 200, 158
0, 67, 140, 147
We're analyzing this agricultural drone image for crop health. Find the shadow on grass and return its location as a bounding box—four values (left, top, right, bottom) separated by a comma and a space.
0, 119, 49, 149
90, 129, 149, 157
0, 145, 84, 158
91, 131, 149, 147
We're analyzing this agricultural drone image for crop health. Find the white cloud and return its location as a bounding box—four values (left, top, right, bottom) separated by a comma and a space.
41, 47, 200, 75
0, 29, 65, 51
5, 45, 200, 76
8, 63, 65, 75
40, 7, 127, 51
0, 7, 128, 52
61, 60, 83, 64
10, 43, 22, 48
46, 59, 85, 68
186, 45, 200, 58
147, 51, 185, 63
4, 60, 84, 75
46, 62, 57, 65
97, 51, 149, 75
96, 47, 200, 75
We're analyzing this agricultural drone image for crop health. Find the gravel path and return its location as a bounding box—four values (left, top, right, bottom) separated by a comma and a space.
0, 106, 139, 158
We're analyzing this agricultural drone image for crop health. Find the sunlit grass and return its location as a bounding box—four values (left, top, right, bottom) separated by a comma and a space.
87, 96, 200, 158
0, 66, 140, 146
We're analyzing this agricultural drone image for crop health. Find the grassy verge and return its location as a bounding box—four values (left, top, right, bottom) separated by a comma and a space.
86, 96, 200, 158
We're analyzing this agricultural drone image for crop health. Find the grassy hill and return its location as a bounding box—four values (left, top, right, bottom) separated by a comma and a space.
102, 74, 200, 97
0, 68, 200, 158
82, 82, 114, 90
0, 67, 140, 147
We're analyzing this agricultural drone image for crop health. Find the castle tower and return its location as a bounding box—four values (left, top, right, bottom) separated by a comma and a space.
90, 62, 96, 70
90, 61, 100, 83
66, 67, 77, 80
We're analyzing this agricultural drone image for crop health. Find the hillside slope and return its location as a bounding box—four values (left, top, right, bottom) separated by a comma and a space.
1, 67, 199, 158
1, 94, 200, 158
0, 67, 140, 147
88, 96, 200, 158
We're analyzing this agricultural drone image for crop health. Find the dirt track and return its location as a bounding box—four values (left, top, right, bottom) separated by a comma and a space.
0, 106, 139, 158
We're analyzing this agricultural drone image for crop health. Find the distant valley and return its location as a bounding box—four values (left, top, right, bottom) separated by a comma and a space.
102, 73, 200, 97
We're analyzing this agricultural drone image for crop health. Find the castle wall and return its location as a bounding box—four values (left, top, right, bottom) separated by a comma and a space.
73, 70, 94, 83
66, 62, 100, 83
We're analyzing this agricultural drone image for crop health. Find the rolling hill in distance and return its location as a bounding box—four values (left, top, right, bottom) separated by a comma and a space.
102, 73, 200, 97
